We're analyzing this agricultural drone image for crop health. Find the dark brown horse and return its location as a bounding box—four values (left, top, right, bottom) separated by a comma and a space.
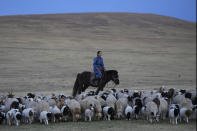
72, 70, 119, 97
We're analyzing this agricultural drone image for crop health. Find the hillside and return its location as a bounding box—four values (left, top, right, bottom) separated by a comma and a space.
0, 13, 196, 93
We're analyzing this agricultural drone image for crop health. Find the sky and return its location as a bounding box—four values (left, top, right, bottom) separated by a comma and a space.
0, 0, 196, 22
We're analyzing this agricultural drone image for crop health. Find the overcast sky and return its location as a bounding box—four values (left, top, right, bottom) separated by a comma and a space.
0, 0, 196, 22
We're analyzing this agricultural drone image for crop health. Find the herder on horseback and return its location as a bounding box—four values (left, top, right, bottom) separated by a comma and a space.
72, 51, 119, 97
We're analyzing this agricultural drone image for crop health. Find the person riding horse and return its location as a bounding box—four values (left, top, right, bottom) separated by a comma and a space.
92, 51, 105, 85
72, 50, 119, 97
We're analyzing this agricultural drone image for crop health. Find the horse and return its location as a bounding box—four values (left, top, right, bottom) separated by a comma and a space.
72, 70, 119, 97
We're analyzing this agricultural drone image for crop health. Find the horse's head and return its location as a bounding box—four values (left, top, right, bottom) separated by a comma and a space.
108, 70, 119, 85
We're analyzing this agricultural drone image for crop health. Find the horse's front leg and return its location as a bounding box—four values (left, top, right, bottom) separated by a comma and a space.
78, 84, 83, 94
96, 84, 105, 95
82, 85, 88, 92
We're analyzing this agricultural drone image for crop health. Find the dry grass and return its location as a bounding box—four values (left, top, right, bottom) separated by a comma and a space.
0, 119, 196, 131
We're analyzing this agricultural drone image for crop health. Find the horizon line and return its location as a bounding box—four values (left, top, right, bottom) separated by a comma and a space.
0, 11, 196, 23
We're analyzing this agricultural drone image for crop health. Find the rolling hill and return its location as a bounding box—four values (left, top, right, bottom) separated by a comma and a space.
0, 13, 196, 94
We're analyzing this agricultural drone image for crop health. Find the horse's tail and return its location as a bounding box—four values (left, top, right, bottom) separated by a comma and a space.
72, 73, 81, 97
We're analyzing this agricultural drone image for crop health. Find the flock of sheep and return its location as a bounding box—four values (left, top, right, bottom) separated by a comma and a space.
0, 86, 196, 126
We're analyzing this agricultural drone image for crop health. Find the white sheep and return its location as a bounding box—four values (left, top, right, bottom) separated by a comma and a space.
145, 101, 159, 123
22, 108, 34, 124
116, 91, 128, 100
106, 94, 117, 109
115, 97, 128, 119
180, 107, 193, 123
158, 98, 168, 120
85, 104, 94, 121
79, 96, 102, 120
37, 101, 50, 115
39, 111, 52, 125
65, 99, 81, 122
95, 95, 107, 107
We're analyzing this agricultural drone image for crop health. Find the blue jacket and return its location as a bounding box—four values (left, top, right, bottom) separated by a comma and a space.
93, 56, 105, 70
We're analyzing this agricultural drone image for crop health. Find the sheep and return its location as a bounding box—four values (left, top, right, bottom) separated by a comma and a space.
80, 97, 95, 113
132, 90, 141, 98
4, 98, 19, 112
75, 92, 88, 101
169, 105, 180, 125
115, 97, 128, 119
124, 104, 133, 120
181, 98, 193, 109
65, 99, 81, 122
168, 88, 175, 104
0, 112, 6, 124
102, 106, 115, 120
22, 108, 34, 124
190, 105, 197, 120
49, 105, 62, 122
133, 98, 143, 119
19, 103, 26, 112
95, 95, 107, 107
0, 105, 6, 112
140, 106, 147, 119
173, 94, 193, 109
85, 104, 95, 121
100, 92, 109, 101
6, 109, 21, 126
25, 101, 40, 119
116, 91, 128, 100
39, 111, 52, 125
27, 93, 35, 99
89, 97, 102, 120
106, 94, 117, 109
180, 107, 193, 123
142, 96, 153, 106
158, 98, 168, 120
61, 105, 72, 121
6, 109, 18, 126
13, 111, 22, 126
57, 98, 65, 110
145, 101, 159, 123
79, 96, 102, 120
47, 98, 57, 107
173, 94, 185, 105
37, 101, 50, 115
